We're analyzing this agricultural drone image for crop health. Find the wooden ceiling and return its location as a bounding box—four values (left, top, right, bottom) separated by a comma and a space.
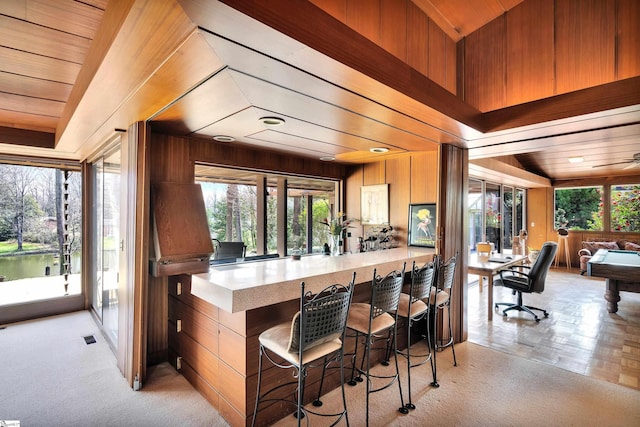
0, 0, 638, 185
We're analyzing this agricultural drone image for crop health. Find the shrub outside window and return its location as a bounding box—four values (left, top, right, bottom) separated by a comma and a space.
610, 184, 640, 232
554, 186, 602, 231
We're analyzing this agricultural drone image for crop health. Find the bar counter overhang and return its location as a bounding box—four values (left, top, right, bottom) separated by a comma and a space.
170, 247, 435, 426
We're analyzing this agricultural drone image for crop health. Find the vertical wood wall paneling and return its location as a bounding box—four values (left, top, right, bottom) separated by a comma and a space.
147, 133, 194, 366
345, 165, 364, 249
410, 151, 438, 204
428, 18, 447, 90
363, 161, 385, 186
406, 0, 429, 75
309, 0, 347, 22
617, 0, 640, 79
385, 156, 411, 244
380, 0, 407, 62
506, 0, 555, 105
150, 133, 193, 183
464, 15, 506, 112
555, 0, 616, 94
346, 0, 380, 45
445, 29, 457, 94
438, 144, 468, 344
526, 187, 549, 250
131, 121, 151, 387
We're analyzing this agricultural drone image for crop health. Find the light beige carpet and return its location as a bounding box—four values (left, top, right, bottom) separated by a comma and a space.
2, 311, 639, 426
0, 311, 228, 427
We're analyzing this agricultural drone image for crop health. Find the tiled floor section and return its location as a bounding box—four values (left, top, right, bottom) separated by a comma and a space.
467, 267, 640, 391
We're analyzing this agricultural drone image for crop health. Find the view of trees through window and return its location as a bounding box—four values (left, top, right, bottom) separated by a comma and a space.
0, 164, 82, 282
555, 184, 640, 232
196, 165, 336, 256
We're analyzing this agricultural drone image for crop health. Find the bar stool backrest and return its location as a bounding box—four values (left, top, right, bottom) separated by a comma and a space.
410, 257, 439, 304
293, 273, 355, 353
438, 253, 458, 292
370, 264, 405, 319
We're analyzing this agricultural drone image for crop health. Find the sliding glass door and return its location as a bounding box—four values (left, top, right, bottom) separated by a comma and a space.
92, 147, 121, 349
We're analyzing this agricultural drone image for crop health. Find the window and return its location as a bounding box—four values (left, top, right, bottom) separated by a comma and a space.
196, 165, 337, 257
0, 164, 82, 306
554, 186, 603, 231
468, 179, 526, 254
610, 184, 640, 232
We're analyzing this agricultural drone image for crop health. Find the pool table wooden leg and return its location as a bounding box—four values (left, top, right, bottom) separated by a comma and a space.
605, 279, 621, 313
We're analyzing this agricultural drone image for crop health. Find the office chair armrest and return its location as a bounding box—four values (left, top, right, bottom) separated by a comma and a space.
498, 268, 530, 281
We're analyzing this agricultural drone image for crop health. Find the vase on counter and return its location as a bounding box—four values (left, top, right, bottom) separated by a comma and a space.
331, 234, 342, 256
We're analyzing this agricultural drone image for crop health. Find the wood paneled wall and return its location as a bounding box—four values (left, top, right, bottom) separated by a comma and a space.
464, 0, 640, 112
310, 0, 457, 94
146, 132, 346, 365
345, 151, 438, 249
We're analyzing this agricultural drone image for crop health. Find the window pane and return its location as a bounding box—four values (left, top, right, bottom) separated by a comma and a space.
610, 184, 640, 232
485, 182, 501, 252
312, 196, 330, 253
287, 190, 307, 254
468, 179, 483, 253
0, 165, 82, 305
503, 186, 513, 251
554, 186, 602, 231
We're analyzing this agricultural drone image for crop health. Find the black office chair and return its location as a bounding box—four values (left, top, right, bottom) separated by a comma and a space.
212, 239, 246, 260
495, 241, 558, 322
252, 273, 355, 426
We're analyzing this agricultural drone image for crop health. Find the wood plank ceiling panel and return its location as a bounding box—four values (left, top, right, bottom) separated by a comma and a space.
26, 0, 106, 38
0, 71, 71, 101
0, 15, 91, 64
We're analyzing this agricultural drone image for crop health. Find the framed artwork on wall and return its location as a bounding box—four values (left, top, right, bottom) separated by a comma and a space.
361, 184, 389, 225
408, 203, 436, 247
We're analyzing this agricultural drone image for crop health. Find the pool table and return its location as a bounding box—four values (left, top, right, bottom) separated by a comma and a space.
587, 249, 640, 313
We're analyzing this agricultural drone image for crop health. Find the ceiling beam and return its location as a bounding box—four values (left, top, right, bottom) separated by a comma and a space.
0, 126, 54, 148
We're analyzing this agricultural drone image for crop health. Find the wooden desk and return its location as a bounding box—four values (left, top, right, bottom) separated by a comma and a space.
173, 247, 435, 426
468, 254, 527, 321
587, 249, 640, 313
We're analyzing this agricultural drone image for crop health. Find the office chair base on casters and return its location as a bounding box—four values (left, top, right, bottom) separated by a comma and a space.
495, 302, 548, 322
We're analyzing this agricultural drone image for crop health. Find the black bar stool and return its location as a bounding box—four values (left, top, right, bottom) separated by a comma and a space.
251, 273, 356, 427
346, 264, 407, 424
431, 252, 459, 386
394, 257, 439, 410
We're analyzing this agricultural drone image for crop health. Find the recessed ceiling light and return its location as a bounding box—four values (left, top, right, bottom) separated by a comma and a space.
320, 156, 335, 161
212, 135, 235, 142
370, 147, 389, 153
568, 156, 584, 163
259, 116, 285, 126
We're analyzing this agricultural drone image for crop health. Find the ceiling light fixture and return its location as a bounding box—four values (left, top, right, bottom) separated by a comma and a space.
212, 135, 235, 142
259, 116, 285, 126
568, 156, 584, 163
370, 147, 389, 153
319, 156, 335, 161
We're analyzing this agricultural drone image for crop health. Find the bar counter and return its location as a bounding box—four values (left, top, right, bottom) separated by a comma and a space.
191, 247, 435, 313
168, 247, 435, 427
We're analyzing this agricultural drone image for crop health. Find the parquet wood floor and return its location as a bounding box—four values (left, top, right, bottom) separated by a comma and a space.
466, 267, 640, 391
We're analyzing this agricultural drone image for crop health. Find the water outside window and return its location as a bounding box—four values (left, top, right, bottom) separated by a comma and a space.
0, 165, 82, 306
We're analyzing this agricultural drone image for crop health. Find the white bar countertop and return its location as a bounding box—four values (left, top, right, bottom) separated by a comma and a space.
191, 246, 436, 313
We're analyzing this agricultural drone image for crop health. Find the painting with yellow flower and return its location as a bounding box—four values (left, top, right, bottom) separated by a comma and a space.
408, 203, 436, 247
